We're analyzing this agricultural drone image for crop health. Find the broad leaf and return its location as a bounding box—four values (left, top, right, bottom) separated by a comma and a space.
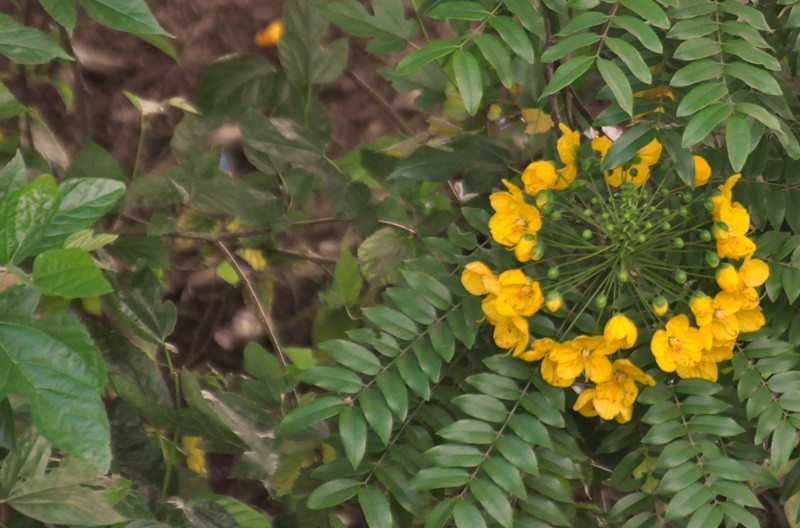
80, 0, 170, 36
39, 0, 77, 32
0, 13, 70, 64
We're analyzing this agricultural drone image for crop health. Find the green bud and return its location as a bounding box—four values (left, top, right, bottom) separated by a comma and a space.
705, 251, 720, 268
644, 221, 653, 230
547, 267, 560, 280
582, 208, 593, 218
582, 229, 593, 240
660, 188, 670, 197
699, 229, 711, 241
590, 197, 600, 205
673, 237, 685, 249
540, 202, 553, 214
704, 200, 715, 212
662, 207, 670, 216
674, 269, 687, 284
605, 223, 616, 233
551, 210, 562, 221
617, 269, 630, 283
661, 221, 671, 231
595, 294, 608, 309
530, 245, 544, 261
600, 212, 610, 221
681, 192, 692, 203
679, 207, 689, 218
637, 234, 647, 243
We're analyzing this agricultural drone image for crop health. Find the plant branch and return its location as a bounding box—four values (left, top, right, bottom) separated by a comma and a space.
57, 26, 90, 142
347, 71, 413, 135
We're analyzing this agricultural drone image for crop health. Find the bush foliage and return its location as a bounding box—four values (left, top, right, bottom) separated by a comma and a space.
2, 0, 800, 527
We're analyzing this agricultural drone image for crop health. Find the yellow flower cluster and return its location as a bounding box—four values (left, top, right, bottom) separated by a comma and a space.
488, 180, 542, 262
462, 264, 543, 355
649, 174, 768, 382
591, 134, 663, 187
521, 123, 579, 195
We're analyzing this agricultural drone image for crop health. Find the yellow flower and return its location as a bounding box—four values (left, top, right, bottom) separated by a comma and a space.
514, 235, 538, 262
738, 258, 769, 287
182, 436, 208, 478
716, 263, 742, 292
573, 359, 655, 423
692, 155, 711, 186
255, 20, 283, 47
495, 269, 544, 317
517, 337, 556, 362
592, 135, 662, 188
710, 174, 741, 221
708, 291, 743, 343
521, 161, 559, 196
545, 291, 562, 313
690, 293, 714, 327
488, 181, 542, 247
493, 316, 529, 355
481, 294, 503, 324
603, 314, 638, 349
739, 286, 760, 311
675, 344, 733, 382
652, 296, 669, 317
736, 307, 766, 333
715, 201, 755, 259
574, 388, 599, 418
541, 356, 576, 387
637, 139, 663, 167
550, 335, 616, 383
553, 123, 580, 189
650, 315, 705, 373
461, 261, 498, 296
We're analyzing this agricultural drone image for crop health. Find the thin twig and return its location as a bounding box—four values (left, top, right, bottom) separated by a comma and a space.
568, 86, 596, 125
267, 247, 337, 265
347, 71, 414, 135
215, 241, 300, 403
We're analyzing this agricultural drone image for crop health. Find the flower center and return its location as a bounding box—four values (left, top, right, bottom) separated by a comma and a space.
668, 336, 682, 352
580, 346, 591, 358
714, 309, 725, 319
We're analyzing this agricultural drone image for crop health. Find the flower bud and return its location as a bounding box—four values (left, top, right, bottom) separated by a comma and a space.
705, 251, 720, 268
551, 210, 563, 221
652, 296, 669, 316
604, 313, 638, 349
547, 267, 560, 280
674, 270, 687, 284
487, 104, 502, 121
673, 237, 685, 249
716, 263, 742, 292
699, 229, 712, 241
545, 291, 562, 312
595, 294, 608, 309
617, 269, 630, 283
582, 229, 593, 240
530, 245, 544, 261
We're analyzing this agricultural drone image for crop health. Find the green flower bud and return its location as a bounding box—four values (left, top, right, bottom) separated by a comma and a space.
704, 200, 715, 212
674, 269, 687, 284
582, 229, 593, 240
681, 192, 692, 203
699, 229, 712, 241
617, 269, 630, 283
661, 221, 671, 231
530, 245, 544, 261
637, 234, 647, 243
679, 207, 689, 217
582, 208, 593, 218
673, 237, 685, 249
705, 251, 720, 268
551, 210, 563, 221
644, 221, 654, 230
547, 267, 560, 280
595, 294, 608, 309
540, 202, 553, 214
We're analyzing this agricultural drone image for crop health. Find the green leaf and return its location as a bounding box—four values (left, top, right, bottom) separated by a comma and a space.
384, 288, 436, 324
375, 370, 408, 420
657, 462, 703, 495
664, 483, 712, 521
0, 174, 61, 265
32, 248, 112, 298
320, 339, 382, 376
771, 420, 796, 469
604, 37, 651, 83
721, 39, 780, 71
66, 141, 125, 181
670, 59, 722, 87
0, 151, 28, 203
475, 34, 513, 88
735, 102, 783, 136
469, 479, 514, 527
453, 499, 487, 528
488, 16, 534, 64
687, 504, 723, 528
295, 366, 364, 393
437, 419, 497, 444
307, 478, 361, 509
425, 499, 457, 528
339, 407, 367, 469
725, 113, 750, 172
375, 465, 422, 513
358, 486, 393, 528
410, 467, 470, 490
242, 111, 325, 171
332, 250, 363, 307
556, 11, 608, 36
358, 388, 393, 445
319, 0, 416, 54
452, 394, 507, 423
362, 306, 418, 340
597, 59, 633, 116
501, 0, 544, 35
39, 0, 77, 32
243, 342, 286, 403
718, 502, 760, 528
540, 34, 599, 63
80, 0, 170, 36
540, 56, 595, 97
358, 227, 413, 285
613, 15, 662, 53
496, 435, 538, 475
0, 13, 71, 64
196, 54, 278, 117
466, 373, 519, 401
279, 0, 348, 85
395, 40, 457, 76
682, 103, 732, 147
620, 0, 669, 29
0, 317, 111, 468
676, 81, 727, 117
402, 270, 452, 310
483, 456, 527, 499
425, 444, 483, 467
396, 353, 430, 399
688, 415, 745, 437
600, 124, 656, 170
724, 62, 783, 96
279, 396, 347, 435
428, 322, 455, 362
718, 1, 770, 31
661, 129, 696, 185
428, 1, 488, 20
673, 37, 719, 61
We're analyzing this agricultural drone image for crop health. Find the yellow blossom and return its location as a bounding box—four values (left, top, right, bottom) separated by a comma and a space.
690, 294, 714, 327
182, 436, 208, 478
603, 314, 638, 349
489, 181, 542, 247
255, 20, 283, 47
650, 314, 705, 373
521, 161, 559, 196
652, 296, 669, 317
692, 155, 711, 186
716, 263, 742, 292
708, 291, 744, 343
481, 294, 503, 324
541, 356, 576, 387
573, 359, 655, 423
715, 201, 755, 259
738, 258, 769, 287
493, 316, 529, 355
545, 291, 562, 313
554, 124, 580, 189
550, 335, 616, 383
739, 286, 760, 311
514, 235, 538, 262
592, 135, 662, 188
517, 337, 556, 362
736, 307, 766, 333
489, 178, 526, 212
461, 262, 498, 296
495, 269, 544, 317
675, 341, 734, 382
710, 174, 741, 221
